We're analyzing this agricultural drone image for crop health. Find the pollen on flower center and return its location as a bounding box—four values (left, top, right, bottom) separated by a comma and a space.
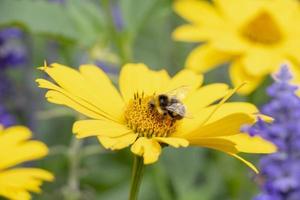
241, 11, 283, 45
124, 93, 177, 138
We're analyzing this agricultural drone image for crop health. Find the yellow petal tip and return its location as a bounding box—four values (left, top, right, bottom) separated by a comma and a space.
230, 153, 259, 174
37, 66, 46, 71
258, 114, 274, 123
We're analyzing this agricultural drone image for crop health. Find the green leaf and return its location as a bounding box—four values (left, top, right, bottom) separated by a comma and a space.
0, 0, 106, 46
66, 0, 106, 46
0, 0, 77, 40
120, 0, 160, 39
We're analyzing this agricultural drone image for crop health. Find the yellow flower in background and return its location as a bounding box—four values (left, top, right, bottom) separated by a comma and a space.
0, 125, 53, 200
173, 0, 300, 94
37, 63, 276, 173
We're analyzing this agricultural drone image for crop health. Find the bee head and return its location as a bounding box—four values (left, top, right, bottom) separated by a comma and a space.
158, 94, 169, 107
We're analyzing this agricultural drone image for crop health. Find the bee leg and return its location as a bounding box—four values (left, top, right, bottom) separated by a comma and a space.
162, 111, 168, 119
168, 110, 175, 118
174, 115, 183, 120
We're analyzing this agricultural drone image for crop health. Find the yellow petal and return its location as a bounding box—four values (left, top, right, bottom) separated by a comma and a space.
284, 38, 300, 64
173, 0, 222, 25
214, 0, 263, 27
188, 137, 238, 154
222, 134, 277, 153
267, 0, 300, 31
131, 137, 161, 164
227, 153, 259, 174
0, 168, 53, 199
0, 188, 30, 200
211, 32, 247, 53
154, 137, 189, 148
163, 69, 203, 92
185, 44, 233, 73
258, 114, 273, 123
79, 64, 125, 118
37, 78, 110, 120
37, 78, 121, 121
36, 78, 62, 91
241, 48, 284, 76
97, 133, 137, 150
73, 120, 132, 138
229, 60, 264, 95
39, 63, 123, 121
0, 127, 49, 170
195, 83, 247, 127
44, 89, 108, 120
188, 137, 259, 173
184, 113, 255, 139
0, 126, 31, 146
175, 109, 211, 136
0, 141, 49, 171
174, 0, 248, 52
184, 83, 229, 113
177, 93, 257, 136
119, 63, 170, 103
172, 24, 210, 42
204, 102, 259, 124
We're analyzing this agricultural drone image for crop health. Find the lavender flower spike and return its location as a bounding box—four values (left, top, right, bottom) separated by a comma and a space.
246, 64, 300, 200
0, 106, 16, 127
0, 27, 27, 70
111, 1, 124, 31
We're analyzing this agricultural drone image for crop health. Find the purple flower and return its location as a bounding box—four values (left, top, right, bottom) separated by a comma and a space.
0, 74, 12, 102
0, 27, 25, 127
0, 106, 16, 127
111, 1, 124, 31
95, 60, 119, 75
0, 27, 27, 70
247, 64, 300, 200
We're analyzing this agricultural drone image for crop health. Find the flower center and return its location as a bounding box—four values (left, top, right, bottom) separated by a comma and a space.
240, 11, 283, 45
124, 93, 177, 138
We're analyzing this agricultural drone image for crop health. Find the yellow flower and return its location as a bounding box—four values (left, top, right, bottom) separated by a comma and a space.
0, 125, 54, 200
173, 0, 300, 94
37, 62, 276, 173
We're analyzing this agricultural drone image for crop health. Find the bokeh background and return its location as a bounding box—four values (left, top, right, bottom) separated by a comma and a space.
0, 0, 272, 199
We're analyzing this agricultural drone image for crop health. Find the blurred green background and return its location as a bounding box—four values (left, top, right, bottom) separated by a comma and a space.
0, 0, 271, 199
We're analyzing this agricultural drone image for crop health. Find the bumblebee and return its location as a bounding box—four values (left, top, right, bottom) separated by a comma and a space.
149, 86, 189, 120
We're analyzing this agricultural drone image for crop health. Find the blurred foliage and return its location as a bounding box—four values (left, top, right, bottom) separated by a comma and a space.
0, 0, 271, 199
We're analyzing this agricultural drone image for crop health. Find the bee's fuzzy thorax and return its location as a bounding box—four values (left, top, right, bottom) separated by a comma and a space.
124, 93, 177, 138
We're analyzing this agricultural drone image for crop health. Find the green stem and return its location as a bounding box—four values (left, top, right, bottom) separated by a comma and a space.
129, 155, 145, 200
64, 138, 82, 200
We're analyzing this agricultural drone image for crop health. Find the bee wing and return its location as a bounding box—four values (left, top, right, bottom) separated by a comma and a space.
166, 103, 193, 118
163, 85, 190, 100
